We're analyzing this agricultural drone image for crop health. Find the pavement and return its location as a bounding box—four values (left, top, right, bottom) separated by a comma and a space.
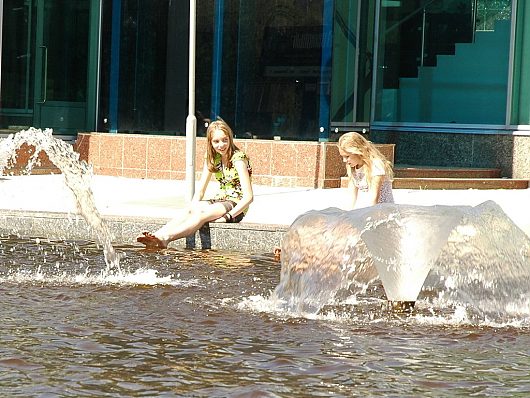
1, 174, 529, 252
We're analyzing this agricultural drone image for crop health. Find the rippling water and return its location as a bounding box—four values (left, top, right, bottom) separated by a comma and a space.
1, 237, 529, 397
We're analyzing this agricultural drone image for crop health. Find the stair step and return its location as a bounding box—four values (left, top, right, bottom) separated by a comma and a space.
2, 166, 62, 176
393, 177, 528, 190
394, 166, 501, 179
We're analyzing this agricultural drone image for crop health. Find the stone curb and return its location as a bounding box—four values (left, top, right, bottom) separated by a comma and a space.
0, 210, 288, 254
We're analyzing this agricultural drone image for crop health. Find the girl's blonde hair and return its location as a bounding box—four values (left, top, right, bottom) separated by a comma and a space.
206, 119, 240, 172
338, 132, 394, 186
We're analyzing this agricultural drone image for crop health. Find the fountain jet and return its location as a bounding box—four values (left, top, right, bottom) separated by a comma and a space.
273, 201, 530, 315
0, 127, 120, 271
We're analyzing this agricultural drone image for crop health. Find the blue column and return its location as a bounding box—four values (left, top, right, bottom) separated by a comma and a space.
210, 0, 224, 120
318, 0, 334, 141
109, 0, 121, 133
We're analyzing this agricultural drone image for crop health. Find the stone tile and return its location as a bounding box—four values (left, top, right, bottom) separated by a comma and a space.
170, 139, 186, 172
322, 143, 346, 179
169, 171, 186, 180
123, 136, 147, 170
271, 142, 298, 177
147, 137, 172, 172
74, 133, 88, 157
99, 135, 124, 170
294, 143, 319, 178
123, 168, 147, 179
513, 135, 530, 178
146, 170, 171, 180
98, 167, 122, 177
243, 140, 272, 175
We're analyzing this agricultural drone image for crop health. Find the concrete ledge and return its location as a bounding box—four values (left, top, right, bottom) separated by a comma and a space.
0, 210, 288, 253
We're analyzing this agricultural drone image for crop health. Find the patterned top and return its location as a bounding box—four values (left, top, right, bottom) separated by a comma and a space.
212, 150, 252, 203
351, 158, 394, 204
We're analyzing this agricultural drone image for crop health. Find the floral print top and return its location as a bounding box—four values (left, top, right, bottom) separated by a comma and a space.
212, 150, 252, 204
351, 158, 394, 204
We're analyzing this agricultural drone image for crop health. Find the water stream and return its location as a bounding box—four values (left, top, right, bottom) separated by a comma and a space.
0, 127, 120, 270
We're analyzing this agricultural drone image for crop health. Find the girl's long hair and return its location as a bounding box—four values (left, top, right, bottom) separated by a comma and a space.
338, 132, 394, 187
206, 119, 240, 172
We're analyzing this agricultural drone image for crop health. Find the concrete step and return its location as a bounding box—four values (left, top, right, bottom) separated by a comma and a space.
394, 166, 501, 179
3, 166, 62, 176
391, 166, 528, 189
341, 164, 529, 189
393, 177, 528, 190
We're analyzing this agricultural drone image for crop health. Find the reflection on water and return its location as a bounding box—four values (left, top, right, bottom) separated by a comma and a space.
1, 237, 529, 397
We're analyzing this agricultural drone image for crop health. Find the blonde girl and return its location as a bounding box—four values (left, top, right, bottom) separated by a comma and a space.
338, 132, 394, 209
138, 119, 253, 249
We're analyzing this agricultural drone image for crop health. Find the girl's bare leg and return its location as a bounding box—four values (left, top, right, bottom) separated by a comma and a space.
137, 202, 227, 248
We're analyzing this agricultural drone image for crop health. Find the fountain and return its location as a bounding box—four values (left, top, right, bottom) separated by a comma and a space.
0, 127, 120, 270
273, 201, 530, 316
1, 130, 530, 395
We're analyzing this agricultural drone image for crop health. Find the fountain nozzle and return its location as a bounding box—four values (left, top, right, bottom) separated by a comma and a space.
387, 301, 415, 313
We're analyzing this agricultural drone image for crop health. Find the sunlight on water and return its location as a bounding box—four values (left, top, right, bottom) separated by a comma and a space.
0, 267, 197, 287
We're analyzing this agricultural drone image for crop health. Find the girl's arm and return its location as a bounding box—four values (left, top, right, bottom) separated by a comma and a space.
192, 161, 212, 202
365, 174, 384, 206
226, 158, 254, 218
347, 165, 359, 209
350, 182, 359, 209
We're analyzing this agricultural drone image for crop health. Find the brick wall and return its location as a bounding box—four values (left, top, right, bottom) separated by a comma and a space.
75, 133, 395, 188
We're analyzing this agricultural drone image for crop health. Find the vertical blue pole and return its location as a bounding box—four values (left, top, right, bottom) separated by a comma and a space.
109, 0, 121, 133
234, 0, 243, 128
318, 0, 333, 141
210, 0, 224, 120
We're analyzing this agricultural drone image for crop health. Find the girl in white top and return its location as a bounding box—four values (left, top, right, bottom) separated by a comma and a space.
338, 132, 394, 209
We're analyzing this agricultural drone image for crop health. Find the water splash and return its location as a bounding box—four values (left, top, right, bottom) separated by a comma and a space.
0, 127, 120, 270
272, 207, 377, 314
0, 267, 196, 287
359, 203, 466, 302
273, 202, 530, 321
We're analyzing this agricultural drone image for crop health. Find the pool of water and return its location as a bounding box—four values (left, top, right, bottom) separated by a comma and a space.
1, 237, 529, 397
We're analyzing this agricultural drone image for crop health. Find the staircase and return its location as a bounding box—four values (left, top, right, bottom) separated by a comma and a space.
381, 20, 511, 125
393, 166, 529, 190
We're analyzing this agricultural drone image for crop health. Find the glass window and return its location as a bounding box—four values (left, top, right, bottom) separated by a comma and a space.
0, 0, 36, 128
510, 1, 530, 125
330, 1, 375, 129
213, 0, 325, 139
99, 0, 326, 138
373, 0, 512, 126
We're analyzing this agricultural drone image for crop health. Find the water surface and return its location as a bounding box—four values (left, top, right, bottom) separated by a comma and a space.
1, 237, 529, 397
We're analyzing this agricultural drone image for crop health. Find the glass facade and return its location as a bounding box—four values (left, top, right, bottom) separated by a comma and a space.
99, 0, 328, 139
330, 1, 375, 130
373, 0, 512, 127
511, 0, 530, 125
1, 0, 528, 140
1, 0, 36, 128
0, 0, 97, 134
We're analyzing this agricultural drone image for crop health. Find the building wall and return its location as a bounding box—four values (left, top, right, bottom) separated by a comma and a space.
371, 130, 530, 178
75, 133, 395, 188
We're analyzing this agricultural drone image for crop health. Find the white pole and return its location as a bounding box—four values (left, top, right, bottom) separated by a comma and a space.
185, 0, 197, 201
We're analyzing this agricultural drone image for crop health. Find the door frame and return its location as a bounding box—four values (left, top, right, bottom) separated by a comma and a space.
32, 0, 100, 134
